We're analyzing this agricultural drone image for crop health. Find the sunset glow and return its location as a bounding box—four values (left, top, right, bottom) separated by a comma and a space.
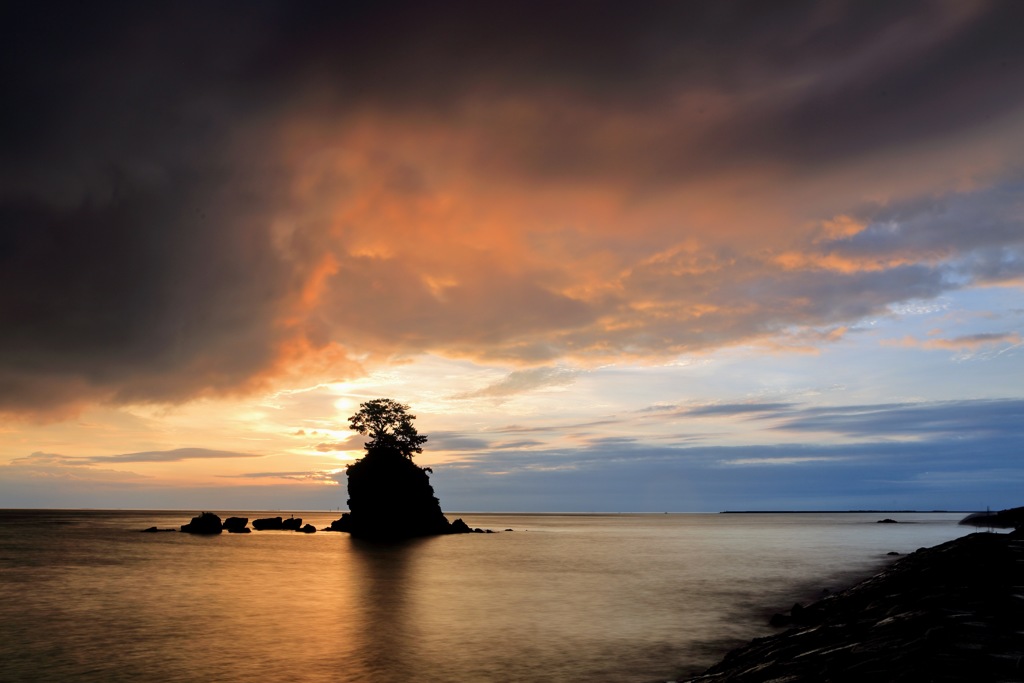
2, 2, 1022, 511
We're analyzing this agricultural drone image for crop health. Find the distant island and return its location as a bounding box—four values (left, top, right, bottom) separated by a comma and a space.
959, 505, 1024, 529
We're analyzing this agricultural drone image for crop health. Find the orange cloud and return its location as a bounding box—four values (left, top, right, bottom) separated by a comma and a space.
885, 332, 1022, 351
4, 1, 1024, 419
261, 107, 1008, 373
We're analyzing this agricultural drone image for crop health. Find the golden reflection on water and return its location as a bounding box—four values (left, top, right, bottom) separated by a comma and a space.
348, 538, 425, 679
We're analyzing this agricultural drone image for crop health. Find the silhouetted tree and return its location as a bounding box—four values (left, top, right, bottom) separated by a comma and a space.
326, 398, 470, 538
349, 398, 427, 459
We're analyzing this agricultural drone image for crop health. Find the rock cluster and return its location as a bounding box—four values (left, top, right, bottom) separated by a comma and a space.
252, 516, 313, 532
169, 514, 316, 534
680, 531, 1024, 682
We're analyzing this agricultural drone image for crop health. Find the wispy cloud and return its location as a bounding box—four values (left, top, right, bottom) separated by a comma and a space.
453, 366, 581, 400
10, 448, 262, 466
773, 399, 1024, 439
886, 331, 1021, 352
720, 456, 847, 466
84, 448, 264, 463
221, 470, 342, 484
685, 402, 798, 418
427, 431, 492, 451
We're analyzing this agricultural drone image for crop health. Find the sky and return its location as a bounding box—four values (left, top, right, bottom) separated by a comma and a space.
1, 1, 1022, 512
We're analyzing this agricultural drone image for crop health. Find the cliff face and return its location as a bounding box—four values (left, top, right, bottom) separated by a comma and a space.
327, 446, 457, 539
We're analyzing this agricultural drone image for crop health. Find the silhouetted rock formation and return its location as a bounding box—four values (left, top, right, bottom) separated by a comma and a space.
141, 526, 175, 532
222, 516, 250, 533
180, 512, 223, 534
449, 518, 472, 534
960, 505, 1024, 529
252, 516, 284, 530
876, 518, 898, 523
251, 515, 304, 531
300, 523, 316, 533
681, 532, 1024, 682
326, 446, 469, 539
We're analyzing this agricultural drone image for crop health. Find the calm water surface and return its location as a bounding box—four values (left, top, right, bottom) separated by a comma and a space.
0, 510, 973, 682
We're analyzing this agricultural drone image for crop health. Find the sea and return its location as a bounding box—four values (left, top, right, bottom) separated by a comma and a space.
0, 509, 977, 683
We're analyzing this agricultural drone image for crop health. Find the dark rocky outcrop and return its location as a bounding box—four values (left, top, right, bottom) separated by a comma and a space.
180, 512, 223, 534
300, 524, 316, 533
325, 446, 471, 539
252, 516, 305, 531
252, 516, 285, 530
680, 532, 1024, 682
222, 516, 250, 533
449, 518, 472, 534
140, 526, 175, 532
960, 505, 1024, 529
876, 518, 898, 523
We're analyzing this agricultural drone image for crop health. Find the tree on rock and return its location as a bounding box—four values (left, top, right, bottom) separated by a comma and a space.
326, 398, 470, 539
349, 398, 427, 459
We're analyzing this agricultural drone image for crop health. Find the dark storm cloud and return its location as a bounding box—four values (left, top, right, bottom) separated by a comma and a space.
3, 1, 1024, 415
0, 173, 300, 412
1, 3, 309, 415
242, 1, 1024, 169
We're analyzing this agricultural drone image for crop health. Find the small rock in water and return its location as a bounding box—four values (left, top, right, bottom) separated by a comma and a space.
253, 517, 285, 531
449, 518, 472, 534
222, 517, 250, 533
180, 512, 223, 534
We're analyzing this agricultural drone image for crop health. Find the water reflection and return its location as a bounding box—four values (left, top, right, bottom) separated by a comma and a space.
347, 537, 428, 680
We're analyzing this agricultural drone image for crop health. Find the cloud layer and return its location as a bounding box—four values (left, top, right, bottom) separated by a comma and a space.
2, 1, 1023, 417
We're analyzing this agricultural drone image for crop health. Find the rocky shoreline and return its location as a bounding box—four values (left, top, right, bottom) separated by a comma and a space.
679, 531, 1024, 681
